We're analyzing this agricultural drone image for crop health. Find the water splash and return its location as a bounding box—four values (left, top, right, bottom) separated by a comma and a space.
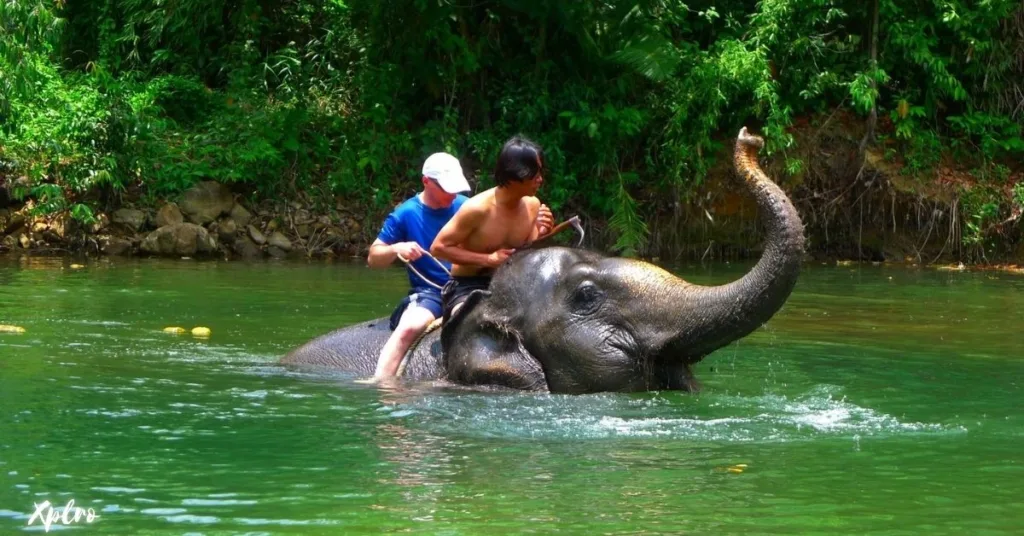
379, 384, 964, 443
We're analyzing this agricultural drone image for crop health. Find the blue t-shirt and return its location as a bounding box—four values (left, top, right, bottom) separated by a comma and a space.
377, 194, 468, 291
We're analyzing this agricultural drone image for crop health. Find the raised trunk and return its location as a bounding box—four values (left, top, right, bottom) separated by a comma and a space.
659, 128, 805, 362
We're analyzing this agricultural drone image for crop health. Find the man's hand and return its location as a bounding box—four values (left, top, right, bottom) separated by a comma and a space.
486, 248, 516, 268
392, 241, 426, 261
536, 204, 554, 235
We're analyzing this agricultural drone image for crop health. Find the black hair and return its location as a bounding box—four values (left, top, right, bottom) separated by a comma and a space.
493, 135, 545, 187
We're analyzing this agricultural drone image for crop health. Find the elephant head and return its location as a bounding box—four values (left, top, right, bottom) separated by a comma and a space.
441, 128, 805, 394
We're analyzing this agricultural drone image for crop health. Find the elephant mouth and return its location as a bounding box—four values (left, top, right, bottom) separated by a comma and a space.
595, 323, 695, 370
647, 334, 700, 367
639, 337, 702, 391
615, 328, 694, 389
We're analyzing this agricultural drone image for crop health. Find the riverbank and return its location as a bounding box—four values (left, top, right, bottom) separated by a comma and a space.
1, 171, 1022, 268
1, 114, 1021, 266
0, 180, 370, 261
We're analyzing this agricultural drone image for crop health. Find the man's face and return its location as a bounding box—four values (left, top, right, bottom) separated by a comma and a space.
424, 177, 457, 206
523, 171, 543, 196
526, 156, 544, 195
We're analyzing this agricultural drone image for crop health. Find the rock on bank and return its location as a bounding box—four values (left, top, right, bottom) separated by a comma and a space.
0, 181, 367, 260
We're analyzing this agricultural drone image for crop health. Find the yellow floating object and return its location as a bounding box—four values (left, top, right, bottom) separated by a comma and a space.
715, 463, 749, 474
0, 324, 26, 334
70, 264, 85, 269
714, 463, 750, 474
191, 327, 212, 337
163, 327, 187, 334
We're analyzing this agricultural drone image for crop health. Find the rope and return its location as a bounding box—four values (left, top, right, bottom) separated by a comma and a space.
396, 250, 451, 290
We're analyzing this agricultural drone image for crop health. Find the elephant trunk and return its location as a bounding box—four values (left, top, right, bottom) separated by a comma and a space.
653, 128, 805, 363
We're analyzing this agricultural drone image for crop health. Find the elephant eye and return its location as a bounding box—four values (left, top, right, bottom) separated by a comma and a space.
569, 282, 604, 315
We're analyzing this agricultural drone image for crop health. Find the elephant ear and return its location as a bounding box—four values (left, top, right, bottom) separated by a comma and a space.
440, 289, 548, 392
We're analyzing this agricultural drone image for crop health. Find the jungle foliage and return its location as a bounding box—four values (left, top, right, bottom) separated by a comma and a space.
1, 0, 1022, 257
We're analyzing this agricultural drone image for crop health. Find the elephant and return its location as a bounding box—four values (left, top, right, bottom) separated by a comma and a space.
281, 127, 805, 394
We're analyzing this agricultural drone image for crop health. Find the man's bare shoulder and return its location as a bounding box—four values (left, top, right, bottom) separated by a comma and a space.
523, 196, 542, 209
446, 190, 493, 226
461, 188, 497, 211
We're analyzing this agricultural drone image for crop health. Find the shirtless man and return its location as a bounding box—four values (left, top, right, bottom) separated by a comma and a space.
430, 136, 554, 319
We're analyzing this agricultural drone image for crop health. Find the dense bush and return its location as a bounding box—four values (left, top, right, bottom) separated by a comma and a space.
1, 0, 1022, 256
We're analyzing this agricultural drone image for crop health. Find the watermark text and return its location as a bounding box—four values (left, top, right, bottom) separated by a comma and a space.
27, 500, 99, 532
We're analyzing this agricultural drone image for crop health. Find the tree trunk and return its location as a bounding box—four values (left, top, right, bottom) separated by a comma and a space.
860, 0, 881, 152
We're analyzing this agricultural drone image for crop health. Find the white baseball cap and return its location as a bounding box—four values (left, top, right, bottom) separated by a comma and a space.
422, 152, 471, 194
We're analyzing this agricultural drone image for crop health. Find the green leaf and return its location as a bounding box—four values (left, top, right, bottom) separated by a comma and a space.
609, 34, 681, 82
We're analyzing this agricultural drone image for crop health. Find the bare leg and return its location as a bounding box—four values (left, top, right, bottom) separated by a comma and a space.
372, 305, 435, 379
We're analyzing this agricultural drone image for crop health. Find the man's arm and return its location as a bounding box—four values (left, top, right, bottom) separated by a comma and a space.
367, 239, 393, 268
367, 211, 425, 268
431, 204, 509, 269
368, 239, 427, 268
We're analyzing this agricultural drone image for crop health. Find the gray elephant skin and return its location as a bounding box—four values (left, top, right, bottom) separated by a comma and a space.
281, 128, 805, 394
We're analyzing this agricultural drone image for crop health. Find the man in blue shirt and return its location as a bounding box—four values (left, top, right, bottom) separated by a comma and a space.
366, 152, 470, 380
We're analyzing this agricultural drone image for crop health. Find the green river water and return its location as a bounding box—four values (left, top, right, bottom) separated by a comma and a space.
0, 256, 1021, 535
